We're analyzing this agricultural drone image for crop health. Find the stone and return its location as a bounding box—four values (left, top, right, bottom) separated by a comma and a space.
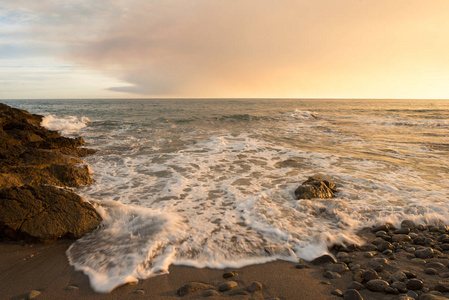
392, 234, 412, 243
202, 290, 220, 297
366, 279, 390, 292
323, 271, 341, 279
66, 285, 79, 291
311, 254, 337, 265
347, 281, 365, 290
177, 282, 215, 296
331, 289, 343, 297
336, 252, 349, 259
326, 262, 349, 273
343, 289, 363, 300
364, 251, 376, 258
406, 290, 419, 299
294, 176, 336, 199
28, 290, 41, 299
0, 185, 101, 242
419, 294, 448, 300
247, 281, 262, 292
353, 270, 364, 283
218, 281, 238, 292
389, 271, 407, 282
361, 244, 377, 251
378, 241, 394, 252
406, 279, 424, 291
295, 263, 309, 269
391, 281, 408, 293
395, 228, 411, 234
401, 220, 416, 229
133, 289, 145, 295
385, 287, 399, 294
404, 271, 417, 278
223, 272, 237, 278
415, 248, 434, 259
424, 268, 438, 275
434, 283, 449, 292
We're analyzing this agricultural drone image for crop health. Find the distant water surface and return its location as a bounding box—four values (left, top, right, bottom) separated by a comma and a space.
4, 98, 449, 292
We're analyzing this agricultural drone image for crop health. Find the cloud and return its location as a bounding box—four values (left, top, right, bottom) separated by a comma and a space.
2, 0, 449, 98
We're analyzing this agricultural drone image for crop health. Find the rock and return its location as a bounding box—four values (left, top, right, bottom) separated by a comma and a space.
404, 271, 417, 278
407, 290, 419, 299
229, 290, 250, 296
406, 279, 424, 291
361, 244, 377, 251
392, 234, 412, 243
294, 176, 336, 199
311, 254, 337, 265
390, 271, 407, 282
385, 287, 399, 294
295, 263, 309, 269
0, 185, 101, 242
336, 252, 349, 259
353, 270, 364, 283
372, 223, 394, 233
424, 268, 438, 275
401, 220, 416, 229
223, 272, 237, 278
28, 290, 41, 299
434, 283, 449, 292
366, 279, 390, 292
419, 294, 448, 300
323, 271, 341, 279
331, 289, 343, 296
415, 248, 434, 259
247, 281, 262, 292
395, 228, 411, 234
177, 282, 215, 296
347, 281, 365, 290
343, 289, 363, 300
326, 262, 349, 273
218, 281, 238, 292
202, 290, 220, 297
378, 241, 394, 252
66, 285, 79, 291
133, 289, 145, 295
391, 281, 408, 293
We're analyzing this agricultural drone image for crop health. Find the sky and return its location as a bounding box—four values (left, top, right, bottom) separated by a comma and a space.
1, 0, 449, 99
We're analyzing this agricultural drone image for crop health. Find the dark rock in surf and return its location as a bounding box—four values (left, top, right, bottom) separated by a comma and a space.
0, 185, 101, 243
295, 177, 337, 199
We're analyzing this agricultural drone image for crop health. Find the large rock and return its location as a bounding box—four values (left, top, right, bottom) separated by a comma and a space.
0, 185, 101, 243
294, 176, 337, 199
0, 103, 95, 188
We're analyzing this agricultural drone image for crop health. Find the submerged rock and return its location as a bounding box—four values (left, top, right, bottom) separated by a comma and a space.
0, 185, 101, 242
294, 176, 337, 199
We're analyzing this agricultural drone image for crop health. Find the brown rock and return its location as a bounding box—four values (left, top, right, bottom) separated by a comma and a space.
177, 282, 215, 296
294, 176, 336, 199
0, 185, 101, 242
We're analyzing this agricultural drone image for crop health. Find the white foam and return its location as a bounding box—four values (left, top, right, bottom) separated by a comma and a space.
41, 115, 90, 135
289, 109, 318, 120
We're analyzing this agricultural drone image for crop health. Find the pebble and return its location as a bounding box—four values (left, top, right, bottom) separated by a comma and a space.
295, 263, 309, 269
401, 220, 416, 229
331, 289, 343, 297
348, 263, 360, 271
133, 289, 145, 295
434, 283, 449, 292
378, 241, 394, 252
385, 287, 399, 294
398, 296, 414, 300
395, 228, 411, 234
336, 252, 349, 259
391, 281, 408, 293
343, 290, 364, 300
352, 270, 364, 283
425, 262, 445, 269
392, 234, 412, 242
415, 247, 434, 259
366, 279, 390, 292
177, 282, 215, 296
406, 278, 424, 291
364, 251, 376, 258
311, 254, 337, 265
389, 271, 407, 282
419, 294, 449, 300
247, 281, 262, 292
424, 268, 438, 275
28, 290, 41, 299
361, 244, 377, 251
326, 262, 349, 273
320, 280, 331, 285
218, 281, 238, 292
362, 269, 378, 282
323, 271, 341, 279
411, 258, 427, 265
406, 290, 418, 299
66, 285, 79, 291
223, 272, 237, 278
202, 290, 220, 297
439, 272, 449, 278
404, 271, 417, 278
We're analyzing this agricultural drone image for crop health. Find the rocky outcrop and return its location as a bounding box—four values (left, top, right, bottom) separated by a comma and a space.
0, 103, 101, 242
0, 185, 101, 243
0, 103, 95, 188
294, 176, 337, 199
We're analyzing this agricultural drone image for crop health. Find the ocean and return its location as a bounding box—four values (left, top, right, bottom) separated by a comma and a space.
3, 98, 449, 292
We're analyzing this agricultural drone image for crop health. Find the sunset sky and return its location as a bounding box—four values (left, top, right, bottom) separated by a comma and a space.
1, 0, 449, 99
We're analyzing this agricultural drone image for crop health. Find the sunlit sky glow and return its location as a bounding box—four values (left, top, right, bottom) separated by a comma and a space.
1, 0, 449, 99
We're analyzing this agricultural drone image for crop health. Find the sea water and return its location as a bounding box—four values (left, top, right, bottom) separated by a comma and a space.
4, 99, 449, 292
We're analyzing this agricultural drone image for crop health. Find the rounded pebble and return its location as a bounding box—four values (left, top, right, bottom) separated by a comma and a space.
218, 281, 238, 292
406, 278, 423, 291
331, 289, 343, 297
247, 281, 262, 292
343, 289, 363, 300
28, 290, 41, 299
202, 290, 220, 297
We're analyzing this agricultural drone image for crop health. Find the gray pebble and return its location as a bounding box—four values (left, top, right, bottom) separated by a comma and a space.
323, 271, 341, 279
177, 282, 215, 296
366, 279, 390, 292
395, 228, 411, 234
401, 220, 416, 229
391, 281, 408, 293
406, 278, 424, 291
352, 270, 364, 283
349, 263, 360, 271
406, 290, 418, 299
331, 289, 343, 296
385, 287, 399, 294
392, 234, 412, 243
326, 262, 349, 273
426, 262, 445, 269
424, 268, 438, 275
247, 281, 262, 292
389, 271, 407, 282
218, 281, 238, 292
343, 289, 363, 300
415, 247, 434, 259
378, 241, 394, 252
362, 269, 379, 282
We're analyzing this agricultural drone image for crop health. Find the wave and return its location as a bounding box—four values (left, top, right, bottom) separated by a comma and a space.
41, 115, 90, 135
